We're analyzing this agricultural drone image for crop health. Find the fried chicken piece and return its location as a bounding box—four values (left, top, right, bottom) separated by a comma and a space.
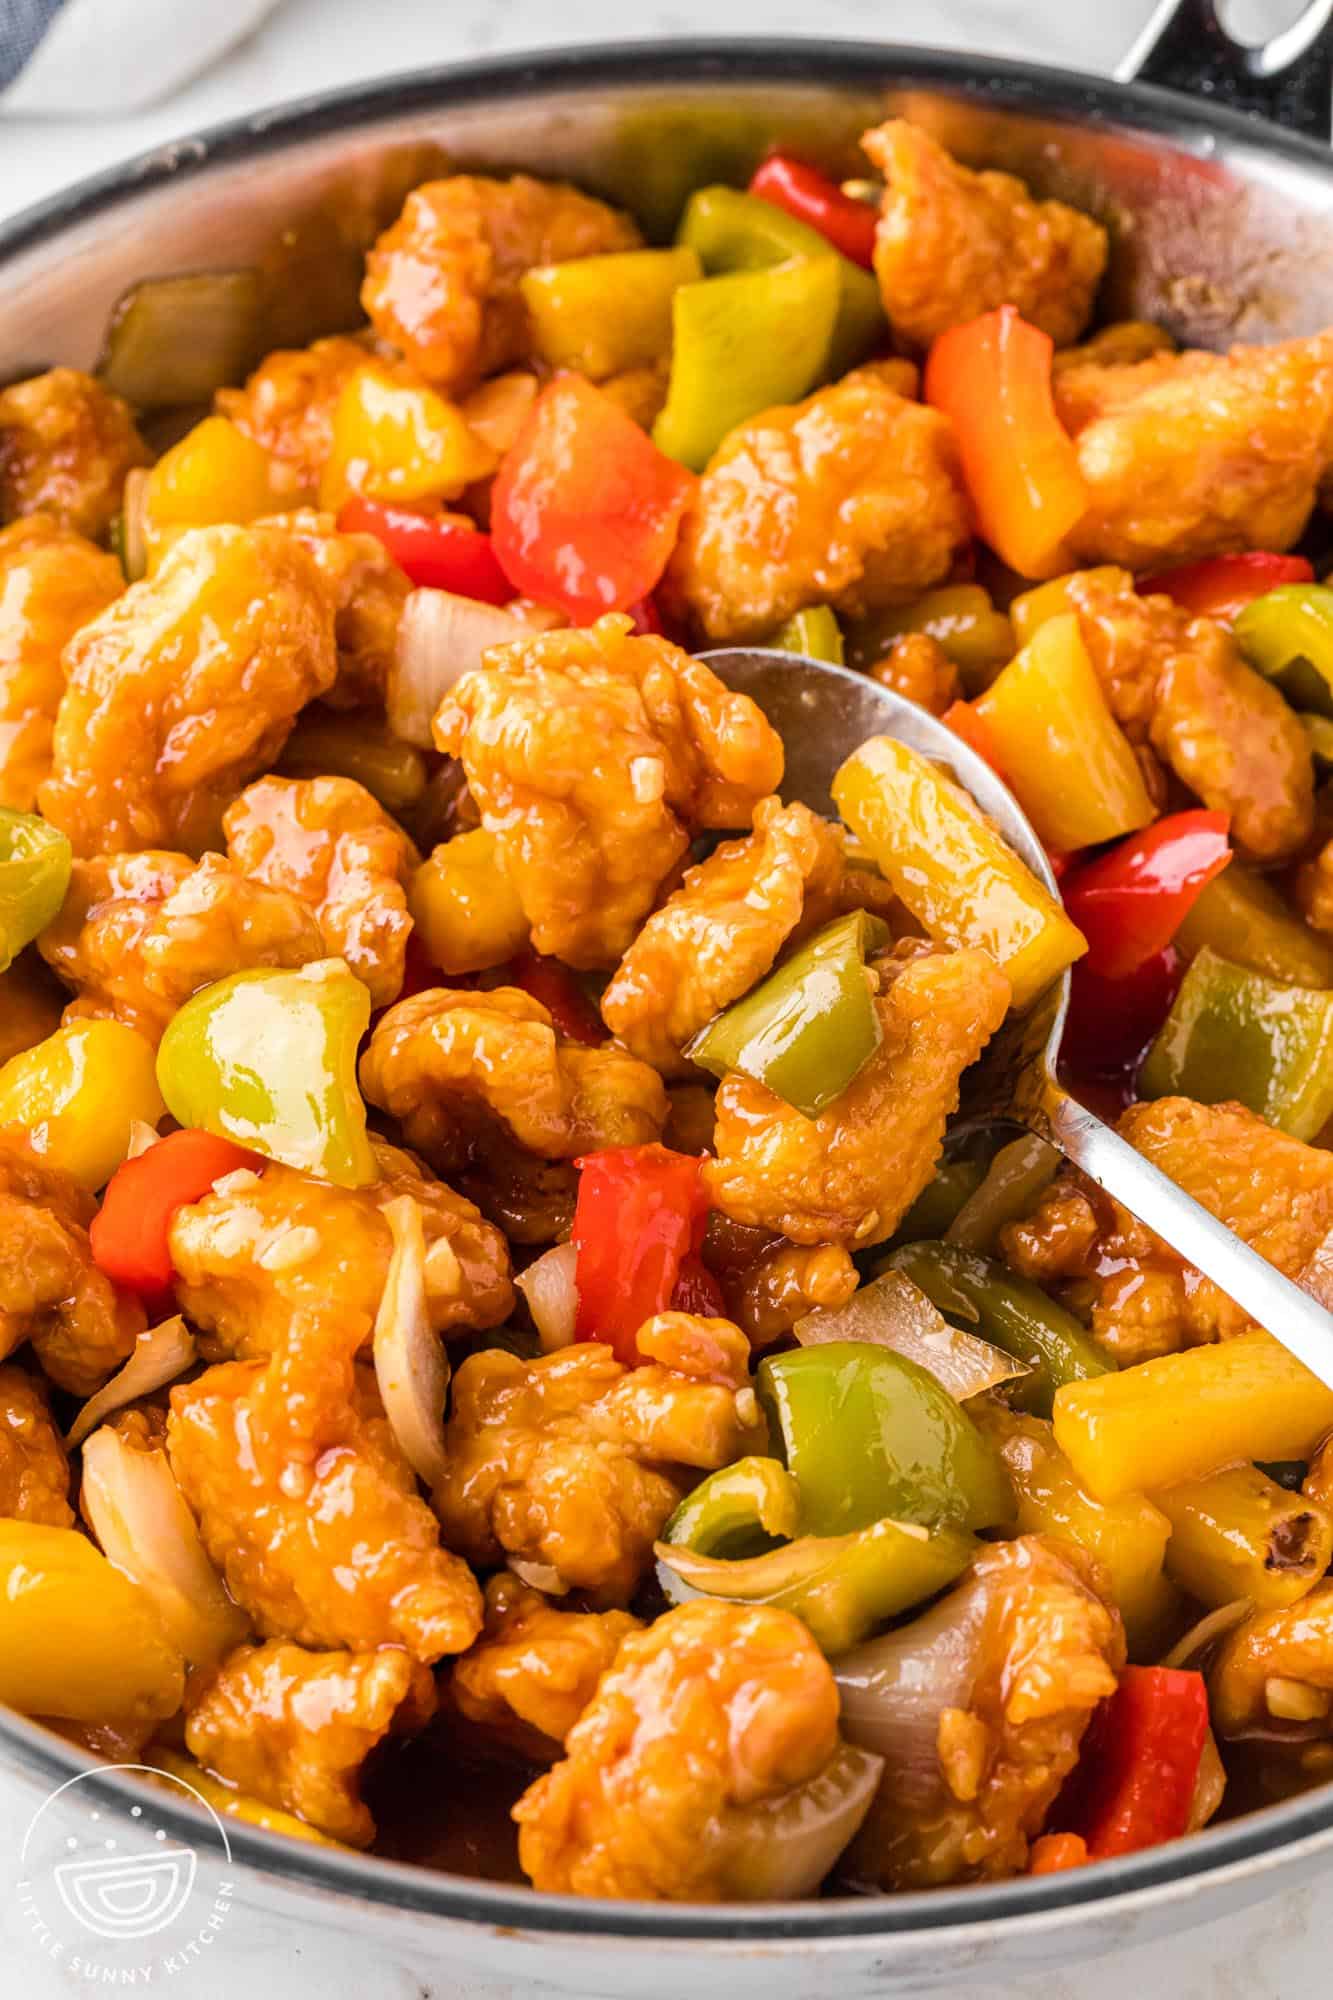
169, 1137, 512, 1360
453, 1575, 641, 1758
1059, 331, 1333, 570
38, 524, 337, 857
862, 120, 1106, 350
0, 515, 123, 810
262, 508, 409, 708
362, 985, 667, 1181
1049, 567, 1313, 863
0, 1363, 73, 1526
869, 631, 961, 716
705, 947, 1010, 1247
600, 797, 845, 1074
167, 1311, 482, 1661
363, 173, 642, 390
434, 1342, 758, 1607
514, 1599, 851, 1899
224, 774, 419, 1008
39, 850, 324, 1043
0, 1130, 143, 1394
1052, 320, 1176, 376
0, 368, 148, 540
726, 1238, 860, 1348
843, 1537, 1123, 1890
458, 1136, 578, 1248
1001, 1098, 1333, 1363
184, 1639, 435, 1846
1210, 1583, 1333, 1737
216, 336, 374, 495
435, 615, 783, 968
665, 365, 969, 645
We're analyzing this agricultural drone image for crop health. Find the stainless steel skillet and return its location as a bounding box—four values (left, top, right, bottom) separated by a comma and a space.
2, 6, 1333, 1995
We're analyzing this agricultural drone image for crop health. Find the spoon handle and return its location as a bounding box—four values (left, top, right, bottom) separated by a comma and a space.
1039, 1085, 1333, 1391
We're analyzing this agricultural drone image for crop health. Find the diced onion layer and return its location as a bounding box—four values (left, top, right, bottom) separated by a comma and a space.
65, 1315, 196, 1450
373, 1195, 450, 1488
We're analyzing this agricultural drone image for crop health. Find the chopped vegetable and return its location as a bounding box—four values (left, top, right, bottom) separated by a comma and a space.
687, 910, 889, 1118
492, 374, 695, 620
1302, 712, 1333, 764
769, 604, 845, 665
571, 1144, 708, 1363
0, 1019, 164, 1191
141, 415, 277, 569
1175, 860, 1333, 991
1053, 1331, 1333, 1501
1139, 946, 1333, 1141
1056, 1666, 1209, 1859
1235, 581, 1333, 714
794, 1271, 1029, 1403
661, 1456, 803, 1558
1161, 1599, 1255, 1671
723, 1742, 885, 1898
1060, 947, 1183, 1100
833, 735, 1085, 1010
670, 1251, 728, 1317
373, 1195, 450, 1488
849, 585, 1015, 691
510, 951, 604, 1047
337, 497, 512, 602
90, 1129, 260, 1293
883, 1242, 1111, 1418
757, 1341, 1012, 1537
941, 700, 1003, 773
118, 466, 149, 582
1060, 810, 1232, 981
1028, 1833, 1089, 1875
656, 1515, 977, 1654
748, 154, 878, 269
0, 808, 71, 974
98, 269, 264, 408
974, 613, 1155, 852
943, 1133, 1060, 1253
65, 1315, 198, 1449
653, 256, 842, 472
390, 589, 542, 749
520, 246, 701, 379
515, 1241, 580, 1352
1140, 552, 1314, 623
1156, 1464, 1333, 1612
890, 1154, 987, 1245
409, 830, 529, 977
156, 960, 374, 1188
320, 362, 496, 510
279, 708, 428, 813
923, 306, 1087, 580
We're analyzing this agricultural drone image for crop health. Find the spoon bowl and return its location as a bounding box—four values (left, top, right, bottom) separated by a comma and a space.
704, 645, 1333, 1391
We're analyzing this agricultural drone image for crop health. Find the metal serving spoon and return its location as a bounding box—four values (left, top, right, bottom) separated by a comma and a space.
704, 646, 1333, 1390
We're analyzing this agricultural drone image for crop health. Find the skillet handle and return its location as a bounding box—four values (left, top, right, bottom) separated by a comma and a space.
1117, 0, 1333, 141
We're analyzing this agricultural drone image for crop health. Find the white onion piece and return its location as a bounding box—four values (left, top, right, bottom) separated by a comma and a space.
509, 1558, 570, 1596
389, 589, 534, 747
123, 1118, 162, 1161
726, 1743, 883, 1899
65, 1315, 196, 1449
833, 1573, 988, 1800
1161, 1598, 1254, 1671
945, 1134, 1060, 1252
374, 1195, 450, 1488
1188, 1728, 1227, 1831
79, 1427, 249, 1666
795, 1272, 1028, 1402
515, 1241, 580, 1352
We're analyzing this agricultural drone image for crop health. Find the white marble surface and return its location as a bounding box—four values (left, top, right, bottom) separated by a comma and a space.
0, 0, 1328, 1993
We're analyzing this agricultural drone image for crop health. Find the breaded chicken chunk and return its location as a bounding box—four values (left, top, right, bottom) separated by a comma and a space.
362, 174, 642, 390
842, 1537, 1123, 1890
862, 121, 1107, 350
0, 1363, 73, 1526
38, 524, 337, 857
435, 615, 784, 968
514, 1599, 860, 1900
0, 516, 123, 810
434, 1342, 758, 1606
224, 775, 418, 1008
705, 947, 1010, 1247
1210, 1583, 1333, 1738
262, 508, 409, 709
0, 368, 148, 540
870, 632, 961, 716
39, 850, 323, 1043
0, 1131, 143, 1394
216, 336, 374, 496
453, 1575, 641, 1758
1001, 1098, 1333, 1363
184, 1639, 435, 1846
665, 365, 969, 645
169, 1138, 512, 1360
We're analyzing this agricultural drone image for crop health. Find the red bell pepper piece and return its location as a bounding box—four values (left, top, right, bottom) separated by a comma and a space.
1057, 1666, 1209, 1859
571, 1145, 709, 1362
942, 699, 1005, 776
670, 1252, 728, 1319
924, 306, 1086, 579
1140, 552, 1314, 624
90, 1130, 262, 1294
510, 951, 604, 1047
336, 497, 511, 603
1060, 810, 1232, 981
748, 153, 878, 269
490, 375, 696, 623
1060, 945, 1182, 1095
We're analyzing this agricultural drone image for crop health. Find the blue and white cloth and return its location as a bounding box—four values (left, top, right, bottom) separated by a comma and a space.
0, 0, 284, 113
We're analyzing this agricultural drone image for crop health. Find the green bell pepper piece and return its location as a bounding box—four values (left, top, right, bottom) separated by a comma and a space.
686, 909, 889, 1117
655, 1515, 977, 1655
1174, 861, 1333, 991
846, 586, 1016, 693
887, 1156, 988, 1247
676, 183, 885, 379
157, 959, 375, 1186
769, 605, 845, 666
1235, 583, 1333, 717
1139, 944, 1333, 1142
882, 1240, 1111, 1418
661, 1456, 803, 1560
0, 810, 72, 975
652, 255, 841, 472
757, 1340, 1013, 1536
